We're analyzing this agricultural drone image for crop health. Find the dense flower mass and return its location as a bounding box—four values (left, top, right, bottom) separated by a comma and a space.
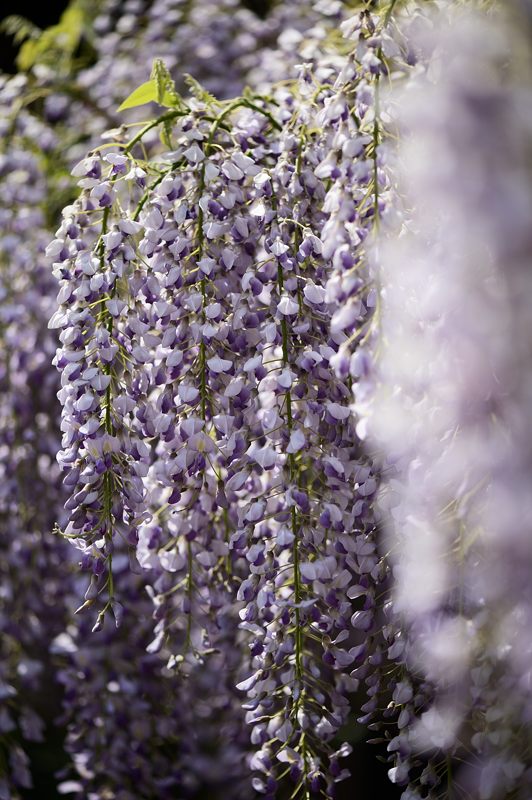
1, 0, 532, 798
0, 73, 69, 799
47, 72, 374, 794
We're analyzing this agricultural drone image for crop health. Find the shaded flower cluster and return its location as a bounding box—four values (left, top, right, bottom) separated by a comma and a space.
0, 73, 70, 799
54, 561, 251, 800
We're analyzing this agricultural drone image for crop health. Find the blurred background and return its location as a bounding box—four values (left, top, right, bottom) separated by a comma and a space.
0, 0, 276, 72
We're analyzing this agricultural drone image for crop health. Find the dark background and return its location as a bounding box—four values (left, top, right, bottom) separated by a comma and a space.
0, 1, 400, 797
0, 0, 276, 72
0, 0, 68, 72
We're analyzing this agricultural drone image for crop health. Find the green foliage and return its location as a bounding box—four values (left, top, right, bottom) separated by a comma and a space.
117, 59, 183, 113
151, 58, 181, 106
15, 4, 85, 72
117, 81, 169, 112
0, 15, 41, 46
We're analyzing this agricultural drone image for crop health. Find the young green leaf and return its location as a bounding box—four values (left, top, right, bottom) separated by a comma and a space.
117, 78, 177, 113
151, 59, 179, 105
15, 4, 85, 71
0, 15, 41, 46
17, 39, 39, 71
117, 80, 158, 112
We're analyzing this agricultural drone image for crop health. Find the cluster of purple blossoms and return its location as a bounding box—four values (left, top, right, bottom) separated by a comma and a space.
313, 9, 443, 795
54, 560, 251, 800
7, 0, 532, 797
48, 152, 152, 629
0, 70, 206, 799
48, 6, 405, 795
0, 1, 373, 796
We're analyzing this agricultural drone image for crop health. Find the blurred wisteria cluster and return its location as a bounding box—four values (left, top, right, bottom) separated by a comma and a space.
1, 0, 532, 798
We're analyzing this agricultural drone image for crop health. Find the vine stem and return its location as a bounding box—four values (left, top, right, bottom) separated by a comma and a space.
181, 100, 234, 654
383, 0, 400, 27
372, 66, 381, 230
277, 214, 308, 797
373, 0, 400, 228
123, 110, 185, 155
185, 538, 193, 650
97, 204, 115, 605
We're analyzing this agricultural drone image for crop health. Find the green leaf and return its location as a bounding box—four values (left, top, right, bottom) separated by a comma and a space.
161, 119, 173, 150
55, 5, 84, 53
14, 3, 85, 71
117, 79, 176, 113
117, 80, 158, 112
17, 39, 39, 71
0, 15, 41, 45
151, 59, 182, 109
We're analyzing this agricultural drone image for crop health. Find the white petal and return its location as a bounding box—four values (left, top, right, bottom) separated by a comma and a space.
207, 356, 232, 373
277, 369, 293, 389
184, 144, 204, 164
278, 294, 299, 315
326, 401, 351, 420
222, 161, 244, 181
287, 429, 305, 453
304, 283, 326, 304
271, 239, 289, 256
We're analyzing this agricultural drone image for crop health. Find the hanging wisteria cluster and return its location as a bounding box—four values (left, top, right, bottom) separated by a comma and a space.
2, 0, 532, 797
0, 1, 344, 796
